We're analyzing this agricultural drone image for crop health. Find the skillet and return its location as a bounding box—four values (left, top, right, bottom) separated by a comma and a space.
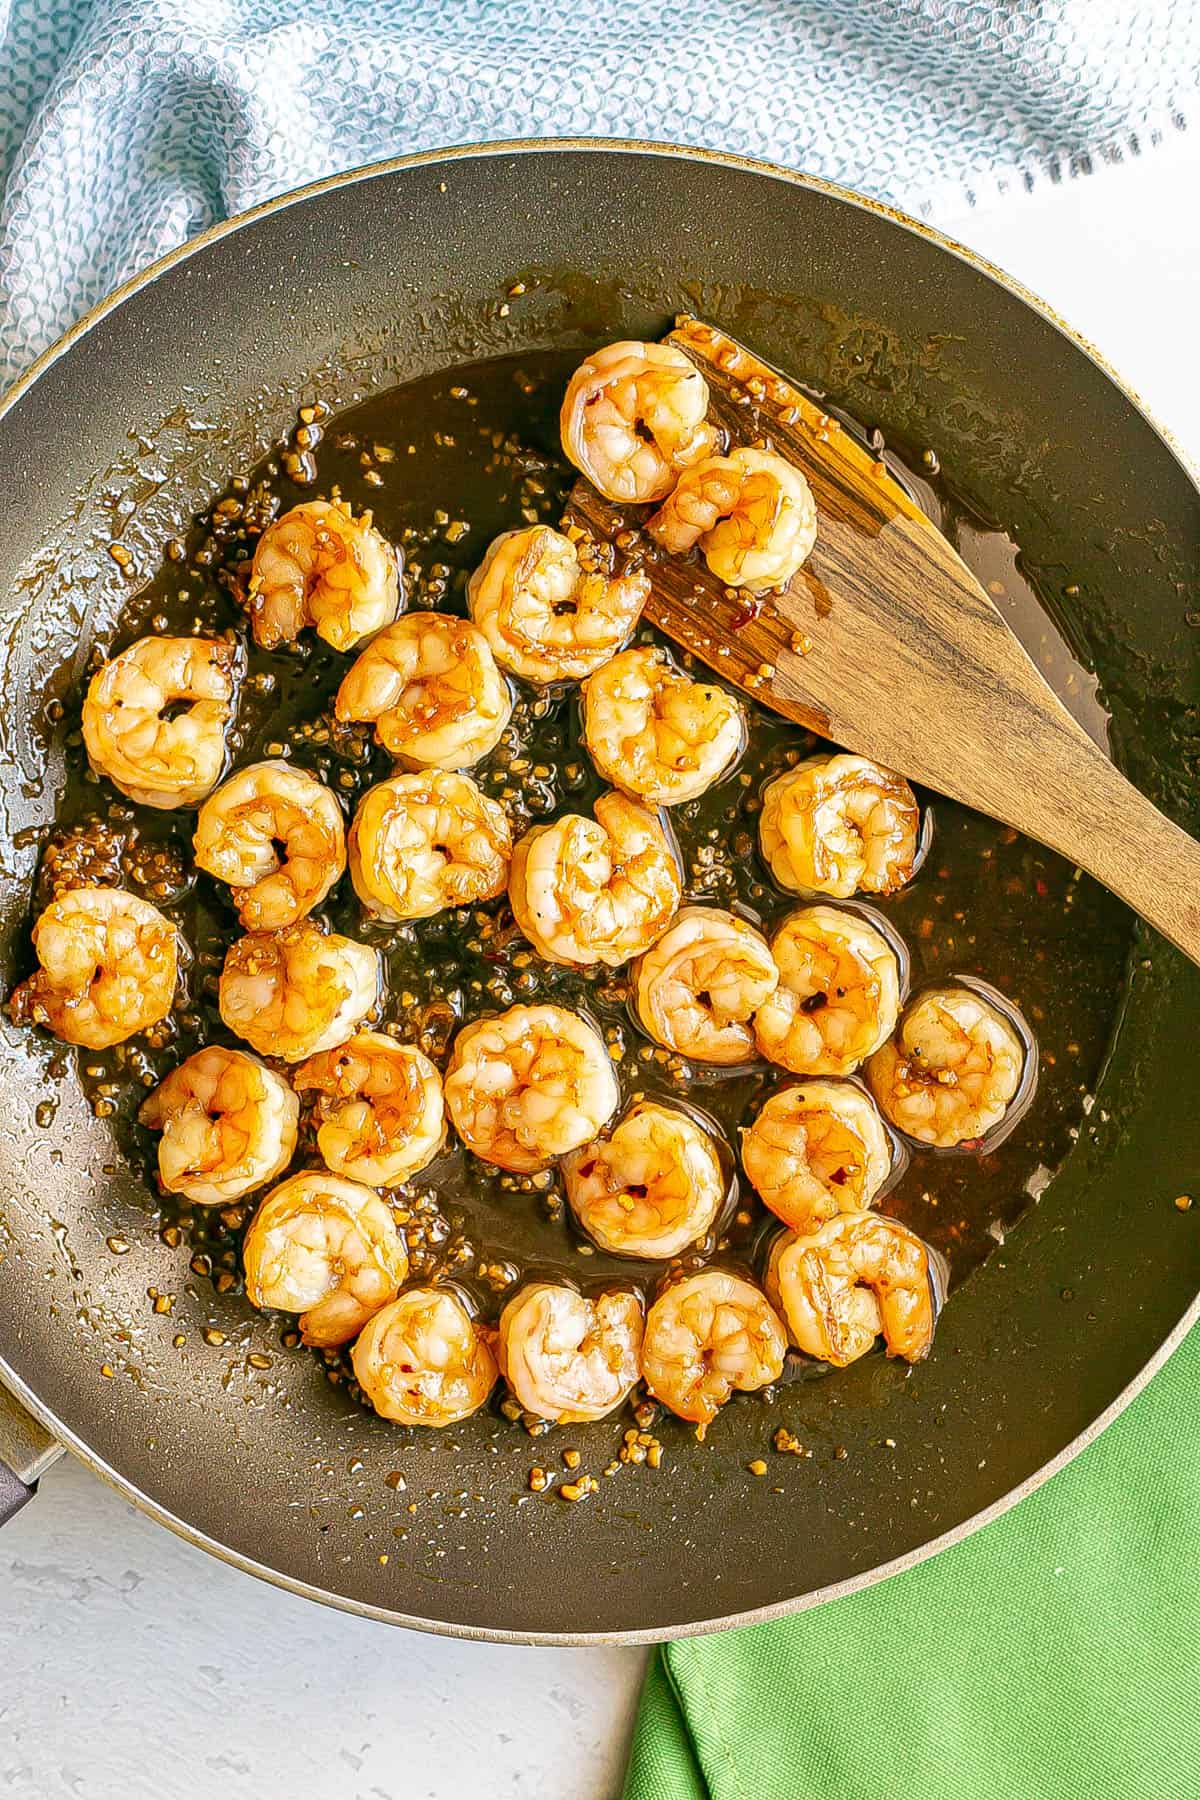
0, 141, 1197, 1644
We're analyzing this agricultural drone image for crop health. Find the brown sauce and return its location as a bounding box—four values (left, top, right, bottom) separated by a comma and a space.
24, 349, 1134, 1402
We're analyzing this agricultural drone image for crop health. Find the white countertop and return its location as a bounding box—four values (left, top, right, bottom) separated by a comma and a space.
3, 136, 1199, 1800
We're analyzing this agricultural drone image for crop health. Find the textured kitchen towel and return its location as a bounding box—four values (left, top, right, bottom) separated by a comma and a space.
623, 1318, 1200, 1800
1, 0, 1199, 388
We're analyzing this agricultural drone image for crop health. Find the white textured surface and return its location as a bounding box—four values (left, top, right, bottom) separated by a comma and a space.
3, 144, 1199, 1800
1, 1456, 649, 1798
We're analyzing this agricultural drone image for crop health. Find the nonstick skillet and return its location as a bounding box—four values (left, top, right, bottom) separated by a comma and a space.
0, 142, 1197, 1644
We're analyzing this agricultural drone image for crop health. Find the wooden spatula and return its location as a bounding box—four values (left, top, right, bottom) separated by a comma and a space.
564, 316, 1200, 967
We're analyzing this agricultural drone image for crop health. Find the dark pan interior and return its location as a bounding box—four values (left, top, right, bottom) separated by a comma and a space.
0, 145, 1197, 1642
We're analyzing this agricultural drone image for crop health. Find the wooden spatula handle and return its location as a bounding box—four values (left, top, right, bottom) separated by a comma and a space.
1003, 731, 1200, 966
759, 542, 1200, 969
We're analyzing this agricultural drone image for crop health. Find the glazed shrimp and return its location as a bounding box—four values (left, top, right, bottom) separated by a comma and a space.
247, 500, 400, 652
348, 771, 510, 922
562, 1101, 726, 1259
742, 1081, 893, 1232
767, 1212, 943, 1367
754, 905, 902, 1076
866, 984, 1028, 1148
508, 791, 681, 969
641, 1270, 787, 1432
139, 1046, 299, 1204
82, 635, 238, 809
352, 1288, 498, 1427
467, 525, 649, 684
760, 754, 920, 898
443, 1003, 619, 1172
294, 1031, 444, 1187
648, 448, 817, 592
581, 646, 745, 807
498, 1283, 643, 1423
560, 340, 717, 503
218, 920, 380, 1063
334, 613, 512, 769
242, 1171, 407, 1347
193, 760, 346, 931
10, 887, 178, 1049
632, 906, 778, 1066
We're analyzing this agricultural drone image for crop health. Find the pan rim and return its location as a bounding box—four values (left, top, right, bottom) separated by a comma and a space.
2, 136, 1196, 489
1, 135, 1197, 1645
4, 1296, 1197, 1645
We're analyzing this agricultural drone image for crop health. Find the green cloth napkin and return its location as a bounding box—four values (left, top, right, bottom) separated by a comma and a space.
623, 1320, 1199, 1800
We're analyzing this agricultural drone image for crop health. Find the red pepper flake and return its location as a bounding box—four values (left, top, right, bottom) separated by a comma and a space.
729, 597, 763, 631
1035, 878, 1049, 897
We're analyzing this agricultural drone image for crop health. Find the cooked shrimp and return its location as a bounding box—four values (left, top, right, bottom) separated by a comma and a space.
741, 1081, 893, 1232
352, 1288, 498, 1427
218, 920, 380, 1063
581, 646, 744, 806
10, 887, 178, 1049
562, 1101, 726, 1259
334, 613, 512, 769
633, 906, 777, 1066
767, 1212, 943, 1367
866, 984, 1028, 1148
508, 791, 680, 969
641, 1270, 786, 1431
139, 1046, 298, 1204
81, 635, 238, 809
760, 754, 920, 898
348, 771, 510, 923
192, 760, 346, 931
467, 525, 648, 684
294, 1031, 444, 1187
754, 904, 901, 1076
498, 1283, 643, 1423
443, 1003, 619, 1172
648, 448, 817, 592
247, 500, 400, 652
560, 340, 717, 503
242, 1171, 407, 1347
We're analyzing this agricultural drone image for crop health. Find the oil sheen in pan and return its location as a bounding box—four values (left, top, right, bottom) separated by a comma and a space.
33, 347, 1135, 1386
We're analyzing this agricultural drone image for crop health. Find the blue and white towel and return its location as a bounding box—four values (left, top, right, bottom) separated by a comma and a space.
0, 0, 1196, 387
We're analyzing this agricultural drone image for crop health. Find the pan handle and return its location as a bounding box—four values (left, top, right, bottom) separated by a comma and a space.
0, 1379, 62, 1525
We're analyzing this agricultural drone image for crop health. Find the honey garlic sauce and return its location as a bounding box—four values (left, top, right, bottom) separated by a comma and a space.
36, 349, 1132, 1372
